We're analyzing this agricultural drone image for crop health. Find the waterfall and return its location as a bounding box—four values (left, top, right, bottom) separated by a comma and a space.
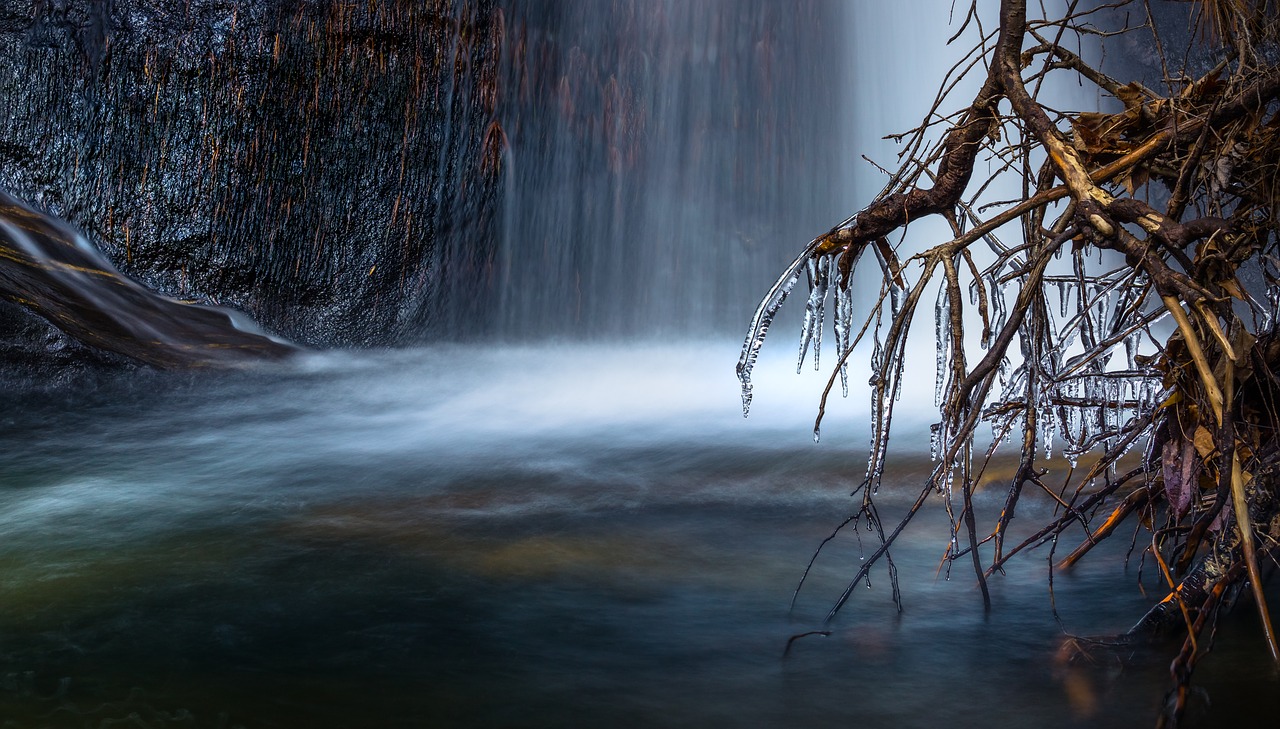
0, 0, 1094, 366
491, 0, 852, 340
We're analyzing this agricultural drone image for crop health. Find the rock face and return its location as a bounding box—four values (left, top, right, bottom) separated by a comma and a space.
0, 0, 502, 348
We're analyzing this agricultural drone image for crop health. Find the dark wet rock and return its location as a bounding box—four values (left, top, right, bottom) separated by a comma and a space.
0, 0, 848, 363
0, 0, 502, 349
0, 299, 137, 388
0, 189, 299, 370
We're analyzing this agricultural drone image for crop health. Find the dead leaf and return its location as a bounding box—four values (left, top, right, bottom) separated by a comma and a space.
1193, 425, 1216, 458
1072, 119, 1103, 152
1115, 82, 1146, 108
1162, 437, 1200, 518
1220, 279, 1246, 300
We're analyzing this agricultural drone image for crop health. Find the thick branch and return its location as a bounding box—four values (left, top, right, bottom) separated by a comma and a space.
815, 0, 1035, 263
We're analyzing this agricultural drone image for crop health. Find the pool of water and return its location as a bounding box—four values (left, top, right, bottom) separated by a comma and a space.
0, 343, 1272, 728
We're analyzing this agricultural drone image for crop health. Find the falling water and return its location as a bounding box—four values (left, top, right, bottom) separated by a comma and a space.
491, 0, 851, 339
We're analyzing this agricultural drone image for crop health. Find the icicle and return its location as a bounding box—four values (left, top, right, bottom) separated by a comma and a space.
829, 244, 866, 398
1117, 380, 1137, 456
889, 284, 903, 319
1107, 279, 1137, 339
1269, 281, 1280, 330
815, 256, 828, 371
889, 337, 908, 407
1107, 378, 1120, 436
796, 256, 829, 374
1094, 287, 1109, 347
736, 243, 814, 416
1141, 373, 1152, 419
1141, 379, 1159, 419
863, 335, 908, 494
1118, 378, 1130, 438
866, 339, 886, 484
1000, 365, 1027, 406
1122, 377, 1131, 425
1043, 397, 1056, 459
1080, 376, 1098, 438
832, 268, 848, 366
989, 287, 1007, 349
1057, 280, 1070, 318
1266, 282, 1280, 331
1053, 328, 1078, 374
935, 285, 950, 406
836, 274, 853, 396
1065, 385, 1081, 467
1043, 298, 1061, 350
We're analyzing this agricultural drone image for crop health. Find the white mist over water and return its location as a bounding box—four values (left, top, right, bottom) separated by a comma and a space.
1, 343, 858, 544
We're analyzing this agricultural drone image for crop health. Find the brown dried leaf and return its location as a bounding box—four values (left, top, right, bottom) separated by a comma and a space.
1072, 118, 1103, 152
1114, 83, 1148, 124
1232, 326, 1256, 355
1115, 82, 1146, 108
1074, 112, 1109, 131
1189, 69, 1224, 99
1193, 425, 1216, 458
1220, 279, 1246, 300
1121, 166, 1149, 195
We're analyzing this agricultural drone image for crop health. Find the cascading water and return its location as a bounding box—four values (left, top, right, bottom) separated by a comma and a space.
491, 0, 852, 339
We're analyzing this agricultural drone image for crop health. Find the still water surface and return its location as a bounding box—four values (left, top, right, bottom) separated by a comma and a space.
0, 344, 1274, 727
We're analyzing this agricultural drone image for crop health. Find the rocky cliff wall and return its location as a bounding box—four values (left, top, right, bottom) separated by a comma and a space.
0, 0, 501, 348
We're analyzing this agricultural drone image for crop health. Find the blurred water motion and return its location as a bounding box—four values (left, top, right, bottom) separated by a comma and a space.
493, 1, 850, 339
0, 343, 1217, 728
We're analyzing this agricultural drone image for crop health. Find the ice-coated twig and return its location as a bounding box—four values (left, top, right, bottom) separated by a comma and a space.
736, 237, 824, 416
